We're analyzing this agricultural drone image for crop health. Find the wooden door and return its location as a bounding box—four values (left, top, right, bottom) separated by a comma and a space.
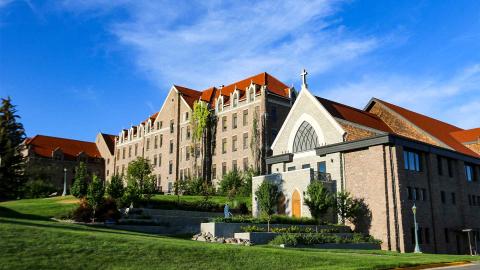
292, 190, 301, 218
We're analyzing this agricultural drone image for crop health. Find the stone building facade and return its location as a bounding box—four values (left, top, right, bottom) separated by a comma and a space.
23, 135, 110, 192
253, 81, 480, 254
113, 72, 293, 192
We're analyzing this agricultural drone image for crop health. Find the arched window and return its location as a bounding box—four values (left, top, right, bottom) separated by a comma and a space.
232, 92, 238, 107
249, 88, 255, 102
292, 121, 320, 153
216, 97, 223, 112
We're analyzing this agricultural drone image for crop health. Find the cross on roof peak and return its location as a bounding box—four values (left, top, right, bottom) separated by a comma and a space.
301, 68, 308, 89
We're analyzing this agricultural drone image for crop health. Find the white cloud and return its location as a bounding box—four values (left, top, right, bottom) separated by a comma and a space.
318, 64, 480, 129
60, 0, 378, 89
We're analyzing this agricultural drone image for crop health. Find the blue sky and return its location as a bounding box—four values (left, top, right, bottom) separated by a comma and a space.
1, 0, 479, 141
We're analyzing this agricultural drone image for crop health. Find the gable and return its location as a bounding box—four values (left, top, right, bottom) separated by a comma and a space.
271, 88, 345, 155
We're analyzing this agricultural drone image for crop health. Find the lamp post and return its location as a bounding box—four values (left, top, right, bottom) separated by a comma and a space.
412, 203, 422, 253
62, 168, 67, 196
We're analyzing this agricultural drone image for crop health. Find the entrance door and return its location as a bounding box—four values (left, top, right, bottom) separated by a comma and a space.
292, 190, 301, 218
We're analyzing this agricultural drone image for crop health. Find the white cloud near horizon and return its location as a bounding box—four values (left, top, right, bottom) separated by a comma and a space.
320, 64, 480, 129
61, 0, 379, 89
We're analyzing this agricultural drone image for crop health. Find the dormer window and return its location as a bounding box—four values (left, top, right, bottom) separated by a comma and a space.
216, 97, 224, 112
232, 92, 239, 108
248, 87, 255, 102
185, 112, 189, 121
156, 122, 160, 130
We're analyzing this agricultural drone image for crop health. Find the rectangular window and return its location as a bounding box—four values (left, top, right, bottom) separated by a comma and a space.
169, 140, 173, 154
441, 191, 446, 203
287, 166, 296, 171
168, 161, 173, 174
212, 164, 217, 180
232, 136, 237, 152
243, 110, 248, 126
153, 156, 158, 167
135, 144, 138, 156
243, 133, 249, 149
233, 113, 238, 129
146, 138, 150, 151
232, 160, 237, 171
437, 156, 443, 175
451, 192, 456, 205
185, 112, 189, 121
160, 135, 163, 147
117, 149, 120, 160
465, 164, 475, 182
187, 126, 191, 139
122, 148, 126, 159
407, 187, 413, 200
317, 161, 326, 173
159, 121, 163, 129
222, 138, 227, 154
414, 187, 419, 200
270, 106, 277, 122
243, 157, 248, 171
403, 149, 421, 172
170, 120, 174, 133
222, 162, 227, 176
186, 147, 190, 161
159, 154, 162, 167
222, 116, 227, 131
447, 159, 454, 177
154, 136, 158, 149
156, 122, 160, 130
302, 164, 310, 169
128, 146, 132, 158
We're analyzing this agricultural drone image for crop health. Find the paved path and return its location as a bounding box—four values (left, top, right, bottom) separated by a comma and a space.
425, 262, 480, 270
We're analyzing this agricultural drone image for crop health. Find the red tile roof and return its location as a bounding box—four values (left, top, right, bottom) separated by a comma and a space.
369, 98, 479, 158
450, 128, 480, 143
316, 97, 393, 133
174, 72, 290, 109
26, 135, 101, 160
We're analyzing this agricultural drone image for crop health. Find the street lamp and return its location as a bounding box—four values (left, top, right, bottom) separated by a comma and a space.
412, 203, 422, 253
62, 168, 67, 196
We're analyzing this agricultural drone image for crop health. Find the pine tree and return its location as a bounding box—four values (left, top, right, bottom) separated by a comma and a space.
0, 97, 26, 200
71, 162, 89, 198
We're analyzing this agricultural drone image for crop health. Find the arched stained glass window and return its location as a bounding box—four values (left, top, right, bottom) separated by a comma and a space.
293, 121, 320, 153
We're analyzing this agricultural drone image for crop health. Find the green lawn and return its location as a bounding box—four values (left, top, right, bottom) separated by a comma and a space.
0, 197, 478, 270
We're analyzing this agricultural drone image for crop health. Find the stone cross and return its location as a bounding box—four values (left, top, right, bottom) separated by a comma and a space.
301, 68, 308, 89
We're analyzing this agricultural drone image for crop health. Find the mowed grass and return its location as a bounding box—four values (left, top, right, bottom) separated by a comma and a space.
0, 197, 478, 270
151, 194, 251, 210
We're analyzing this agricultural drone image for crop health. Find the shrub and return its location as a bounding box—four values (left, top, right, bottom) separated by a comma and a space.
241, 225, 266, 232
22, 179, 57, 198
219, 170, 244, 197
107, 174, 124, 200
87, 174, 104, 222
212, 215, 321, 225
269, 233, 380, 246
269, 234, 298, 246
122, 177, 142, 207
71, 198, 93, 222
304, 181, 334, 224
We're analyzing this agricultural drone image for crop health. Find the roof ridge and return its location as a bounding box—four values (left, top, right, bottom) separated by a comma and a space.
32, 134, 96, 144
316, 96, 381, 119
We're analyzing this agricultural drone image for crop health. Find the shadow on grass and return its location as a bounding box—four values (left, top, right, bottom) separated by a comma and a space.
0, 215, 191, 241
0, 206, 51, 221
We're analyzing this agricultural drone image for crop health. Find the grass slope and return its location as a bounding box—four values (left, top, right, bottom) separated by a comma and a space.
0, 197, 477, 270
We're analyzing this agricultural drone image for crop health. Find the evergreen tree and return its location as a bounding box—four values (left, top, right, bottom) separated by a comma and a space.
106, 174, 124, 200
0, 97, 26, 200
71, 162, 89, 198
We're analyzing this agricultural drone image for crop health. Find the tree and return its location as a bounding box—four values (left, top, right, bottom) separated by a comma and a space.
304, 181, 334, 224
106, 174, 124, 200
123, 177, 141, 207
190, 101, 214, 182
0, 97, 26, 200
250, 110, 263, 174
143, 175, 156, 202
87, 174, 104, 222
335, 191, 355, 224
71, 162, 89, 198
126, 157, 153, 192
255, 180, 279, 232
218, 170, 244, 198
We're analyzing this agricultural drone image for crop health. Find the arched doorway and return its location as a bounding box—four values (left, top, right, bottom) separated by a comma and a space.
292, 190, 301, 218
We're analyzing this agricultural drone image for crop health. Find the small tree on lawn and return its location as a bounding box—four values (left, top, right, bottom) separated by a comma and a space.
335, 191, 355, 224
106, 174, 124, 201
123, 177, 141, 207
255, 180, 279, 232
126, 157, 153, 191
71, 162, 89, 198
219, 170, 244, 199
87, 174, 104, 223
304, 181, 334, 224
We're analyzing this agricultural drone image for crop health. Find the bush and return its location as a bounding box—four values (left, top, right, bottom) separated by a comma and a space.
71, 197, 120, 223
22, 179, 57, 198
212, 215, 321, 225
241, 225, 266, 232
269, 233, 381, 246
304, 181, 334, 224
71, 198, 93, 222
219, 170, 244, 197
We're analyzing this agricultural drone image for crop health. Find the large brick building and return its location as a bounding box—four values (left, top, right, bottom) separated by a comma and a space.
253, 79, 480, 254
113, 72, 294, 192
